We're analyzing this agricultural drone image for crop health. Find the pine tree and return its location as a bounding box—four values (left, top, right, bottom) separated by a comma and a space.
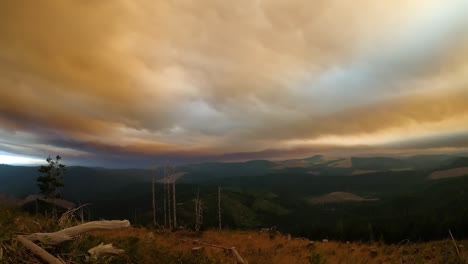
37, 155, 66, 199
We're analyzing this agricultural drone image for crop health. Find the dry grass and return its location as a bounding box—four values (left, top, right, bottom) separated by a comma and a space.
1, 206, 468, 264
91, 228, 468, 264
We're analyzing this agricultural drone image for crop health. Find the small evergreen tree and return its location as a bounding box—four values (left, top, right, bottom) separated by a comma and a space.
37, 155, 66, 199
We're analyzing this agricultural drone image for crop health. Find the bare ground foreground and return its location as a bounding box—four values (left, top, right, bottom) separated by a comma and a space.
1, 207, 467, 264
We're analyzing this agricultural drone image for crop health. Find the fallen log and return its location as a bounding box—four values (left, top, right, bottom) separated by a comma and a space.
88, 243, 124, 258
192, 246, 204, 255
16, 235, 64, 264
16, 220, 130, 264
230, 247, 246, 264
178, 236, 247, 264
25, 220, 130, 245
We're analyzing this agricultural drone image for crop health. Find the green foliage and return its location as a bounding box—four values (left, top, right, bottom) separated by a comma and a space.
3, 154, 468, 243
222, 196, 260, 229
252, 199, 290, 216
37, 155, 66, 199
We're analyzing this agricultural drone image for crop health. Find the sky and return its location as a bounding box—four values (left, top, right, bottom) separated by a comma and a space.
1, 0, 468, 167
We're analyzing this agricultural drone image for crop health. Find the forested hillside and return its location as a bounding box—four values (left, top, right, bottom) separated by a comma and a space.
2, 154, 468, 243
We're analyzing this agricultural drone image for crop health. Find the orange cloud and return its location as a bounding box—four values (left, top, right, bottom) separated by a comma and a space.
1, 0, 468, 164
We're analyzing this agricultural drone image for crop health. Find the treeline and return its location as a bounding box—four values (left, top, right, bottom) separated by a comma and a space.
52, 177, 467, 244
18, 157, 468, 244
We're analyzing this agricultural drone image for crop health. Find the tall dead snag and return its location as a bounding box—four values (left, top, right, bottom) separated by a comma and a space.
152, 167, 157, 226
163, 174, 167, 228
173, 178, 177, 228
143, 163, 160, 226
449, 229, 461, 257
194, 188, 203, 231
167, 176, 172, 230
218, 186, 222, 230
194, 188, 199, 231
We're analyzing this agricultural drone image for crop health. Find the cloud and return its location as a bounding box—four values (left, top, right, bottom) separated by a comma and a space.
0, 0, 468, 165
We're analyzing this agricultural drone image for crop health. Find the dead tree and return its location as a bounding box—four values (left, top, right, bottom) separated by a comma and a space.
152, 170, 157, 226
167, 176, 172, 230
173, 178, 177, 228
178, 236, 247, 264
218, 186, 222, 230
16, 236, 64, 264
194, 189, 199, 230
449, 229, 461, 257
58, 203, 91, 227
163, 173, 167, 228
17, 220, 129, 264
88, 243, 124, 260
194, 188, 203, 231
197, 200, 203, 232
25, 220, 130, 244
147, 164, 159, 226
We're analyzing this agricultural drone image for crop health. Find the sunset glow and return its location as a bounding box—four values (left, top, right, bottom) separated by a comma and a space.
1, 1, 468, 166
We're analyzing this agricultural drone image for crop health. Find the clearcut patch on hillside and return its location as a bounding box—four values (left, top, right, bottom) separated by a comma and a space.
329, 158, 352, 168
308, 192, 378, 204
429, 167, 468, 180
351, 170, 378, 175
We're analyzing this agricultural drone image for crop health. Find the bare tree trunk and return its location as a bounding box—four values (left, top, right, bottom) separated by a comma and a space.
152, 174, 156, 226
173, 179, 177, 228
178, 236, 247, 264
16, 236, 64, 264
167, 177, 172, 230
88, 243, 124, 258
195, 188, 200, 231
163, 169, 167, 228
26, 220, 130, 244
17, 220, 129, 264
195, 189, 203, 232
449, 229, 461, 257
218, 186, 221, 230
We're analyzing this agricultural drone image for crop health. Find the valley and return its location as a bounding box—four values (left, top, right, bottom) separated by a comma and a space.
2, 154, 468, 243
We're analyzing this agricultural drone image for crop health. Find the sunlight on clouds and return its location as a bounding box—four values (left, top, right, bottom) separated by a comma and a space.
0, 0, 468, 164
0, 153, 43, 165
283, 115, 468, 148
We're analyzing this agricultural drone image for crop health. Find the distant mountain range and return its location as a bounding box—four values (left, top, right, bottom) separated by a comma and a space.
1, 153, 466, 199
2, 153, 468, 242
